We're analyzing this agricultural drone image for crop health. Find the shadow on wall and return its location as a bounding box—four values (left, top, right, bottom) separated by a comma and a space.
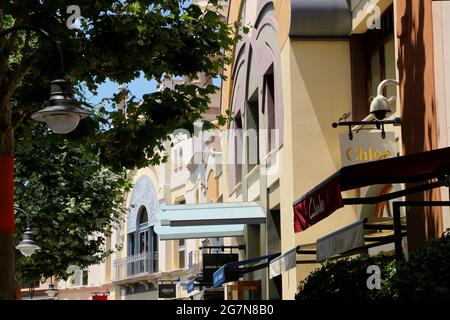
397, 0, 442, 251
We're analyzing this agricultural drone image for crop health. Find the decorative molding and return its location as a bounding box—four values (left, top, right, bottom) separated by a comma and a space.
127, 175, 158, 234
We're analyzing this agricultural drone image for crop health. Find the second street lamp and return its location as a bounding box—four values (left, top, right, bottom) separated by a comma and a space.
45, 276, 58, 298
0, 25, 90, 299
14, 207, 40, 257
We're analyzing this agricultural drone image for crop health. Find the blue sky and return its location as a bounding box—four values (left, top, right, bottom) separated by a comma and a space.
83, 73, 222, 108
83, 72, 158, 107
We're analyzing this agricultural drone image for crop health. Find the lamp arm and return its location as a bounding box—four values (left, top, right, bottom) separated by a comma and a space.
0, 25, 65, 75
377, 79, 399, 96
14, 206, 32, 229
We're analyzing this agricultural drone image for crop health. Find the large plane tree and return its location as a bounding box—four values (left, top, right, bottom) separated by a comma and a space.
0, 0, 238, 299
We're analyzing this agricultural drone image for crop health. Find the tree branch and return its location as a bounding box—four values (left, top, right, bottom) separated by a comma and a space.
7, 47, 39, 94
12, 103, 42, 133
0, 18, 21, 78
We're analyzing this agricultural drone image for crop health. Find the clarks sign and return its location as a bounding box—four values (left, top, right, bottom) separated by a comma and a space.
340, 132, 398, 166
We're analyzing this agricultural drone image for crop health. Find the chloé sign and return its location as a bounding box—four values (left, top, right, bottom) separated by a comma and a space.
339, 132, 398, 166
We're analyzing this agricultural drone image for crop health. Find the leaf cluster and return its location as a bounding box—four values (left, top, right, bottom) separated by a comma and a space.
295, 253, 396, 300
2, 0, 242, 171
295, 232, 450, 300
14, 120, 130, 283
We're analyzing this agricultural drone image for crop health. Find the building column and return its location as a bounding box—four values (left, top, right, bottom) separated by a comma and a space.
396, 0, 443, 251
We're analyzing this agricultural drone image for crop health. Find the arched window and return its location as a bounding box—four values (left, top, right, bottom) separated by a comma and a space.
139, 208, 148, 225
137, 207, 149, 255
128, 206, 158, 275
125, 174, 159, 276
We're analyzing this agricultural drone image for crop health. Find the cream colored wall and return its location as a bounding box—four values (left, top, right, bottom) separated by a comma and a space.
166, 186, 187, 271
274, 0, 291, 49
124, 291, 158, 300
206, 169, 219, 202
280, 40, 356, 299
87, 263, 104, 286
433, 1, 450, 232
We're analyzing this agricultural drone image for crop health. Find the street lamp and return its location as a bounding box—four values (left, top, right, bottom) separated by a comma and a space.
0, 25, 90, 134
0, 25, 89, 299
45, 276, 58, 298
31, 78, 90, 134
14, 207, 40, 257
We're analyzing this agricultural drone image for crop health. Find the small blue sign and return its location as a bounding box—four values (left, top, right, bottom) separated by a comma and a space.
213, 265, 225, 288
187, 280, 195, 294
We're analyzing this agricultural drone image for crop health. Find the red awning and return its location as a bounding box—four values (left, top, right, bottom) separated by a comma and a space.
293, 147, 450, 233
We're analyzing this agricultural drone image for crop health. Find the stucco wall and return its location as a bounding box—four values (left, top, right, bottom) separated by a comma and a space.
433, 0, 450, 232
280, 39, 356, 299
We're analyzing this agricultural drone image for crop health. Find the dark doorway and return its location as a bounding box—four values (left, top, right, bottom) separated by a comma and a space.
267, 209, 282, 299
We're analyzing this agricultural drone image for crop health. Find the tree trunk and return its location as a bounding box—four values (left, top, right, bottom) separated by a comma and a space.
0, 90, 16, 300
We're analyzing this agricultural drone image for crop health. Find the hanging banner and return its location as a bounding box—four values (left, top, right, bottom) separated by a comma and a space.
187, 280, 195, 294
339, 132, 398, 167
316, 218, 365, 261
293, 177, 343, 233
269, 247, 297, 279
0, 157, 14, 233
213, 265, 226, 288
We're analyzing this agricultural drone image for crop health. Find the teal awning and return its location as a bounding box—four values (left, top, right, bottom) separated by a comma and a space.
158, 202, 266, 227
154, 224, 246, 240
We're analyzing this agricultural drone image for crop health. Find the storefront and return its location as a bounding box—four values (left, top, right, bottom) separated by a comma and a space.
154, 202, 267, 300
212, 252, 281, 300
292, 146, 450, 264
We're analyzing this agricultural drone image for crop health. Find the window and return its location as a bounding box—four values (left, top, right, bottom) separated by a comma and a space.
235, 112, 243, 183
127, 207, 158, 275
128, 233, 135, 256
263, 71, 276, 152
173, 148, 179, 173
246, 100, 260, 171
178, 148, 183, 172
188, 251, 193, 269
150, 226, 158, 272
139, 208, 148, 224
350, 5, 395, 120
82, 270, 88, 286
179, 239, 186, 269
173, 147, 184, 173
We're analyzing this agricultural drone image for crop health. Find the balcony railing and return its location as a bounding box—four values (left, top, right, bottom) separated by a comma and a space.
113, 252, 158, 282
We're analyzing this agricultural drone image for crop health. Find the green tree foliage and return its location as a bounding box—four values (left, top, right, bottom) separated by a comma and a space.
1, 0, 240, 171
295, 232, 450, 300
0, 0, 239, 288
14, 121, 131, 283
391, 231, 450, 299
295, 253, 396, 300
